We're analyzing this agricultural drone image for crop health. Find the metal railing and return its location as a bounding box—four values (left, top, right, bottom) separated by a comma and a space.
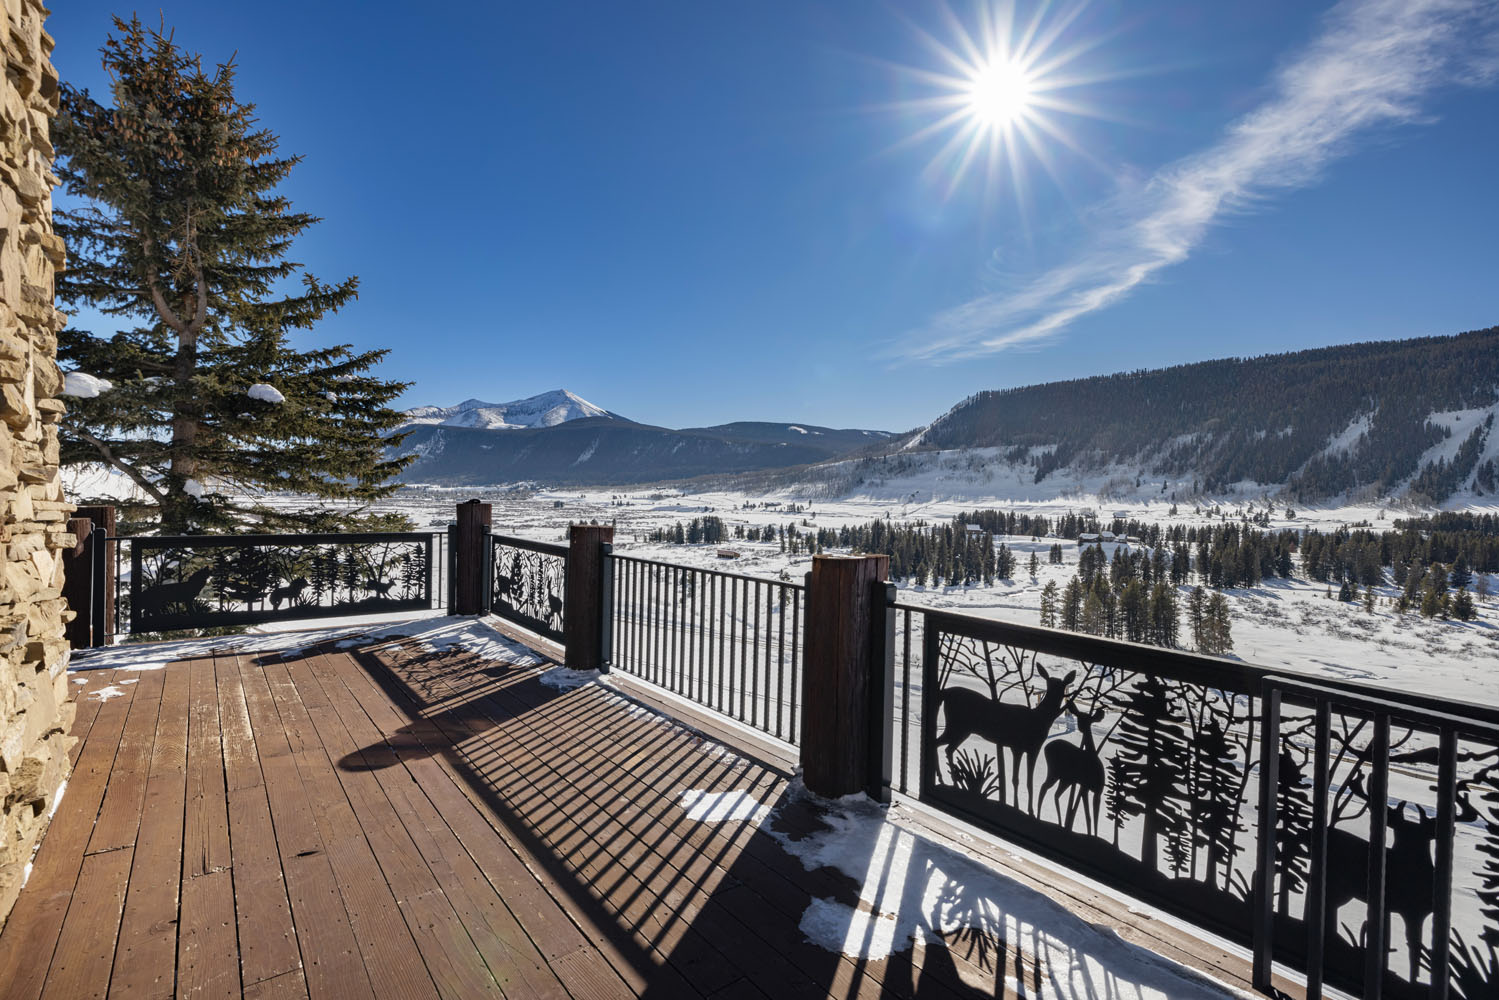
888, 600, 1499, 1000
96, 531, 445, 640
67, 514, 1499, 999
489, 533, 568, 642
1255, 675, 1499, 1000
607, 554, 805, 745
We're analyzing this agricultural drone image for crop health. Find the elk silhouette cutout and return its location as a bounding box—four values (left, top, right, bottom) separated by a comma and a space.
137, 566, 214, 620
935, 663, 1076, 813
1325, 799, 1438, 982
548, 593, 564, 628
1037, 701, 1107, 835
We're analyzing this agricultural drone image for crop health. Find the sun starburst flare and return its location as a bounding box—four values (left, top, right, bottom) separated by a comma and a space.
881, 1, 1118, 206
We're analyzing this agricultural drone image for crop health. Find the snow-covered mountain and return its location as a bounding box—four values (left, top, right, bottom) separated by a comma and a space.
402, 389, 620, 431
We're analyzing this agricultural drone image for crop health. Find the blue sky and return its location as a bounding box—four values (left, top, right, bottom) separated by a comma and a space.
47, 1, 1499, 432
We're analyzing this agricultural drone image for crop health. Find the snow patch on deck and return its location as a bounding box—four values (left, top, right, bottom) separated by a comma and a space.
743, 780, 1250, 998
538, 666, 599, 690
67, 616, 548, 674
680, 789, 772, 824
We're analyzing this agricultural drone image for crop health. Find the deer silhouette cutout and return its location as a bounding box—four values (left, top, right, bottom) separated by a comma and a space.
137, 566, 214, 620
1037, 701, 1107, 835
548, 593, 564, 628
935, 663, 1076, 813
1324, 799, 1438, 983
365, 578, 394, 599
269, 577, 308, 610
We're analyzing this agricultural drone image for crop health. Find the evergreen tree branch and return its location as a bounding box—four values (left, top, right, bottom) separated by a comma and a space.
74, 428, 167, 504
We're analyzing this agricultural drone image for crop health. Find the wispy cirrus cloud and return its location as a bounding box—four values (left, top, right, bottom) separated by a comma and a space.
893, 0, 1499, 363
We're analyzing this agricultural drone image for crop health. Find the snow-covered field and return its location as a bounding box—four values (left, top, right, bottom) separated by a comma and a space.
345, 482, 1499, 708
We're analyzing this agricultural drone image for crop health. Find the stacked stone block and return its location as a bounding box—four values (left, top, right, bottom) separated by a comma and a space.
0, 0, 74, 925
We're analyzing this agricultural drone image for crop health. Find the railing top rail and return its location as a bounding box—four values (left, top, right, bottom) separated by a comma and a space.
609, 551, 805, 591
491, 533, 569, 558
1265, 673, 1499, 735
903, 600, 1499, 728
108, 530, 438, 547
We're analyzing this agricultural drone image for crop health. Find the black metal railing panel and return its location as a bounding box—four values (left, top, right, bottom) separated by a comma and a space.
490, 534, 567, 642
608, 554, 804, 745
1255, 675, 1499, 1000
903, 605, 1499, 1000
121, 532, 437, 634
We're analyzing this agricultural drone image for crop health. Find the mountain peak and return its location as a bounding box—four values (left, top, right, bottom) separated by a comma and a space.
402, 389, 621, 431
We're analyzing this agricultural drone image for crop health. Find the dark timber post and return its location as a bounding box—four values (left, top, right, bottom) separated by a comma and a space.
61, 505, 115, 648
454, 500, 492, 615
799, 554, 890, 799
564, 524, 613, 671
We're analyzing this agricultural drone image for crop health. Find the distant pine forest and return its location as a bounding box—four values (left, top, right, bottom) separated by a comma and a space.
917, 326, 1499, 502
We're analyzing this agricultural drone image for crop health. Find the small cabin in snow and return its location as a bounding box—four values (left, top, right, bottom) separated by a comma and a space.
716, 549, 742, 560
1100, 531, 1117, 542
965, 524, 984, 534
1077, 533, 1100, 545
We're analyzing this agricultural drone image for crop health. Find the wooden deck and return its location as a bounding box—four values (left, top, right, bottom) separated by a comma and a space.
0, 620, 1268, 999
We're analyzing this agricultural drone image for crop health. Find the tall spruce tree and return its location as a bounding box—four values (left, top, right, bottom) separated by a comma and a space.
54, 17, 411, 533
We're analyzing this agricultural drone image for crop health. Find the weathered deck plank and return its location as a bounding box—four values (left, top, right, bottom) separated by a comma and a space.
111, 663, 190, 999
216, 653, 305, 997
0, 668, 137, 1000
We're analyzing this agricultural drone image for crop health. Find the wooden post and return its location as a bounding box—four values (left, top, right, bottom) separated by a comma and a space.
453, 500, 492, 615
564, 523, 614, 671
61, 505, 115, 648
799, 554, 890, 798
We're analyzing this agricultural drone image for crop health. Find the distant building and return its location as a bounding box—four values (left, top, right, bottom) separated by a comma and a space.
716, 549, 742, 559
1077, 533, 1100, 545
1100, 531, 1116, 542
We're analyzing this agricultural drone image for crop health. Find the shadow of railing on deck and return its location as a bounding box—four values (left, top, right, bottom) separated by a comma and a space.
307, 634, 1248, 999
324, 637, 852, 995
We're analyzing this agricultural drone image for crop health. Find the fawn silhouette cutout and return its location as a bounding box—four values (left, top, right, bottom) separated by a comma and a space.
935, 663, 1076, 813
1037, 701, 1107, 835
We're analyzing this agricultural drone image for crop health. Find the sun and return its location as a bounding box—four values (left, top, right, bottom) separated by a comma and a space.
967, 58, 1034, 128
877, 1, 1118, 205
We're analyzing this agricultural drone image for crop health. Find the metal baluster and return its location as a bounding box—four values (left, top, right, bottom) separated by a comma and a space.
789, 588, 800, 745
738, 577, 749, 722
652, 565, 663, 686
631, 559, 640, 673
1364, 712, 1391, 1000
775, 583, 787, 740
900, 608, 912, 795
690, 569, 702, 701
727, 576, 738, 714
1430, 727, 1457, 1000
674, 566, 686, 692
719, 575, 731, 716
1252, 686, 1281, 993
1306, 698, 1331, 1000
698, 570, 709, 705
751, 581, 762, 730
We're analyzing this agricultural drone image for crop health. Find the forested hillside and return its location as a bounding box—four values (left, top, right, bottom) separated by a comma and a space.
914, 327, 1499, 502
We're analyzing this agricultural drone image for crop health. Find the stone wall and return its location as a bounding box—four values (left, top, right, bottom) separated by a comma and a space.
0, 0, 73, 925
